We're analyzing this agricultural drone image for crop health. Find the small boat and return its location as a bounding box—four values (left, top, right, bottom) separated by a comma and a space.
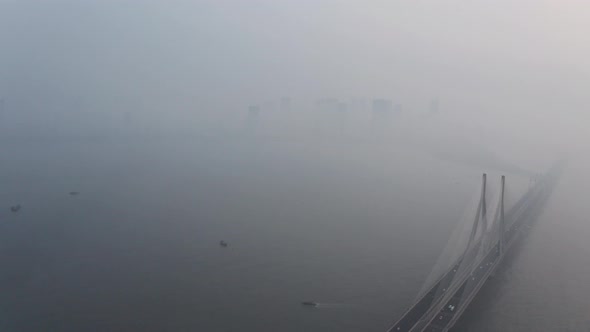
219, 240, 228, 247
69, 191, 80, 196
10, 205, 21, 213
301, 301, 318, 307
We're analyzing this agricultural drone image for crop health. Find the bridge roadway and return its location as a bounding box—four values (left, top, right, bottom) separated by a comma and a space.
420, 178, 554, 331
388, 173, 558, 332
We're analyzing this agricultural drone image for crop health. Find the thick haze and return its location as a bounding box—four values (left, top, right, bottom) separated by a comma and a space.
1, 2, 590, 331
1, 0, 589, 156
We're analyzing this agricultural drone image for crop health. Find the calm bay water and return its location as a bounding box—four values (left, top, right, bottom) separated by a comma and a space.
0, 137, 580, 331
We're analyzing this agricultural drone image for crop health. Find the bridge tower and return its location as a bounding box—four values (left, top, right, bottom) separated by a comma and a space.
481, 174, 488, 232
466, 173, 487, 251
499, 175, 506, 254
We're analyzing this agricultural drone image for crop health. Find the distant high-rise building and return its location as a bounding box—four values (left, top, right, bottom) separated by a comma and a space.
372, 99, 393, 117
316, 98, 337, 112
371, 99, 394, 134
123, 111, 133, 126
280, 97, 291, 111
315, 98, 348, 113
429, 98, 439, 114
313, 98, 348, 135
246, 105, 261, 131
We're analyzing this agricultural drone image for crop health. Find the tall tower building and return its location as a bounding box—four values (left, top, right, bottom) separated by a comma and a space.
371, 98, 394, 134
371, 99, 393, 119
246, 105, 261, 132
280, 97, 291, 111
429, 98, 440, 114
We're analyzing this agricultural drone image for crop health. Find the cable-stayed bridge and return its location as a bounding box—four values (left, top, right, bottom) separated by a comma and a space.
387, 163, 563, 332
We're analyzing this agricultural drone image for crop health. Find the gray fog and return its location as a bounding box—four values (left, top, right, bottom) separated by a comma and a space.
0, 1, 588, 331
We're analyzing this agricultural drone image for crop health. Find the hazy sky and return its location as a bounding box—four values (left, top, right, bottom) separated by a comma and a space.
1, 0, 589, 143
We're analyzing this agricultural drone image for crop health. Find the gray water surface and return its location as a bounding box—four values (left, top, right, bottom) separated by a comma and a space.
0, 138, 573, 331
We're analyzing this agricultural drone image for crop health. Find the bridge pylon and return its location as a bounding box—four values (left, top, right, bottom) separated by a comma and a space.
387, 166, 560, 332
499, 175, 505, 254
466, 173, 487, 251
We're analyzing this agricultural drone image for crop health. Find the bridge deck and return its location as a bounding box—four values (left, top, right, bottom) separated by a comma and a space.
387, 169, 560, 332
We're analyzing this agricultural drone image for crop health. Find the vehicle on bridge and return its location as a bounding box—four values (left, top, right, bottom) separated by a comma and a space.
387, 164, 562, 332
